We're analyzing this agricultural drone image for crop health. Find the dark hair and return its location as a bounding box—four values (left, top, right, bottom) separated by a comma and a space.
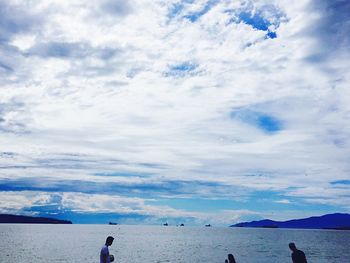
289, 242, 296, 249
106, 236, 114, 245
228, 254, 236, 263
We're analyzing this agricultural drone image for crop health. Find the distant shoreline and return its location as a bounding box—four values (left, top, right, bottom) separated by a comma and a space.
231, 213, 350, 230
0, 214, 72, 224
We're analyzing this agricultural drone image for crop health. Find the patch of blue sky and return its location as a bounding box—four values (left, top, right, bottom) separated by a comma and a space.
171, 62, 196, 71
228, 9, 281, 39
238, 11, 270, 31
29, 209, 151, 224
167, 2, 186, 20
230, 109, 282, 134
25, 203, 62, 214
146, 193, 338, 216
330, 180, 350, 185
183, 0, 219, 22
266, 31, 277, 39
249, 190, 339, 212
164, 61, 198, 77
147, 198, 243, 212
239, 11, 278, 39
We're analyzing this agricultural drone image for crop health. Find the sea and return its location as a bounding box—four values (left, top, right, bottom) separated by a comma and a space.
0, 224, 349, 263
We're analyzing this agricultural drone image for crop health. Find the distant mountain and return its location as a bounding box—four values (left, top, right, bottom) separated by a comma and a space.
231, 213, 350, 230
0, 214, 72, 224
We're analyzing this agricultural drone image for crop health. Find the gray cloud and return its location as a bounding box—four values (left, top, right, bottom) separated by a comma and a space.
0, 99, 28, 133
100, 0, 134, 17
0, 43, 26, 83
0, 61, 13, 72
305, 0, 350, 62
26, 41, 120, 60
0, 0, 41, 42
0, 177, 247, 200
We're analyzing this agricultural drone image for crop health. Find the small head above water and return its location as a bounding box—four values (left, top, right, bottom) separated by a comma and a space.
106, 236, 114, 246
289, 242, 297, 251
228, 254, 236, 263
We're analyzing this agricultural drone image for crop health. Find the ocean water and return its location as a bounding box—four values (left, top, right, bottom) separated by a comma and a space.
0, 224, 349, 263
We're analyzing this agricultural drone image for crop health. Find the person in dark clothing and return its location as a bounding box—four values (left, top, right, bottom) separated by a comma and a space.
100, 236, 115, 263
289, 242, 307, 263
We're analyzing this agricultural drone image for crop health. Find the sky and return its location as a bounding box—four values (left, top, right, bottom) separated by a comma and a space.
0, 0, 350, 225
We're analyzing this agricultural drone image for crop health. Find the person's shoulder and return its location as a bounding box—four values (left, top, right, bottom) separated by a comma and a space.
101, 245, 109, 253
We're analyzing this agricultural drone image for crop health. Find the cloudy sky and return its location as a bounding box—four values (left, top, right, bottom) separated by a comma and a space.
0, 0, 349, 225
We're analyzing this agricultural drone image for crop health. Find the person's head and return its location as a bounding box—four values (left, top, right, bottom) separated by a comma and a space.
105, 236, 114, 246
289, 242, 297, 251
228, 254, 236, 263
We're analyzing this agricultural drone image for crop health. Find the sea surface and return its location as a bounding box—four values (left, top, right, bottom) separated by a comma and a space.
0, 224, 349, 263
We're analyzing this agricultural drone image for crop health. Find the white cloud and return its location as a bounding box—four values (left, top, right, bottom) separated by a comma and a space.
0, 0, 349, 219
0, 191, 260, 225
0, 191, 52, 213
274, 199, 291, 204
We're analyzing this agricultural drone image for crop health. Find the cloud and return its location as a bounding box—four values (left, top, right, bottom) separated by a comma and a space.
100, 0, 134, 17
0, 0, 349, 224
275, 199, 291, 204
308, 0, 350, 51
0, 176, 249, 200
292, 0, 350, 65
226, 1, 286, 40
0, 1, 41, 42
0, 191, 52, 214
0, 99, 28, 133
0, 191, 260, 225
26, 41, 121, 60
183, 0, 219, 22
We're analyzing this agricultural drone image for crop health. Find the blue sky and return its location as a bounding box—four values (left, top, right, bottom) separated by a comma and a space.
0, 0, 350, 225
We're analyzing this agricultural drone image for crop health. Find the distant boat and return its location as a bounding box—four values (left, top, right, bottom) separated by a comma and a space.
180, 223, 184, 226
163, 222, 168, 226
109, 222, 118, 225
205, 224, 211, 227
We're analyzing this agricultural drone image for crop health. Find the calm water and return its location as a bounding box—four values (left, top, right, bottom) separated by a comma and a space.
0, 224, 349, 263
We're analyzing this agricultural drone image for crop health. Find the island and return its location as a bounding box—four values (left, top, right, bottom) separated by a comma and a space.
0, 214, 72, 224
231, 213, 350, 230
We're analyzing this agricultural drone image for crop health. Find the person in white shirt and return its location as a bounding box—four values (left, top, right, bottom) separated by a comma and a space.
100, 236, 114, 263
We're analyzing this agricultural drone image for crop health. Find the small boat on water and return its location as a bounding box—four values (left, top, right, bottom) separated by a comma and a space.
180, 223, 184, 226
109, 222, 118, 225
163, 222, 168, 226
205, 224, 211, 227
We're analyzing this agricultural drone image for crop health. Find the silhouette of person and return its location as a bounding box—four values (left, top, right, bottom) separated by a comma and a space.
225, 253, 236, 263
289, 242, 307, 263
100, 236, 114, 263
